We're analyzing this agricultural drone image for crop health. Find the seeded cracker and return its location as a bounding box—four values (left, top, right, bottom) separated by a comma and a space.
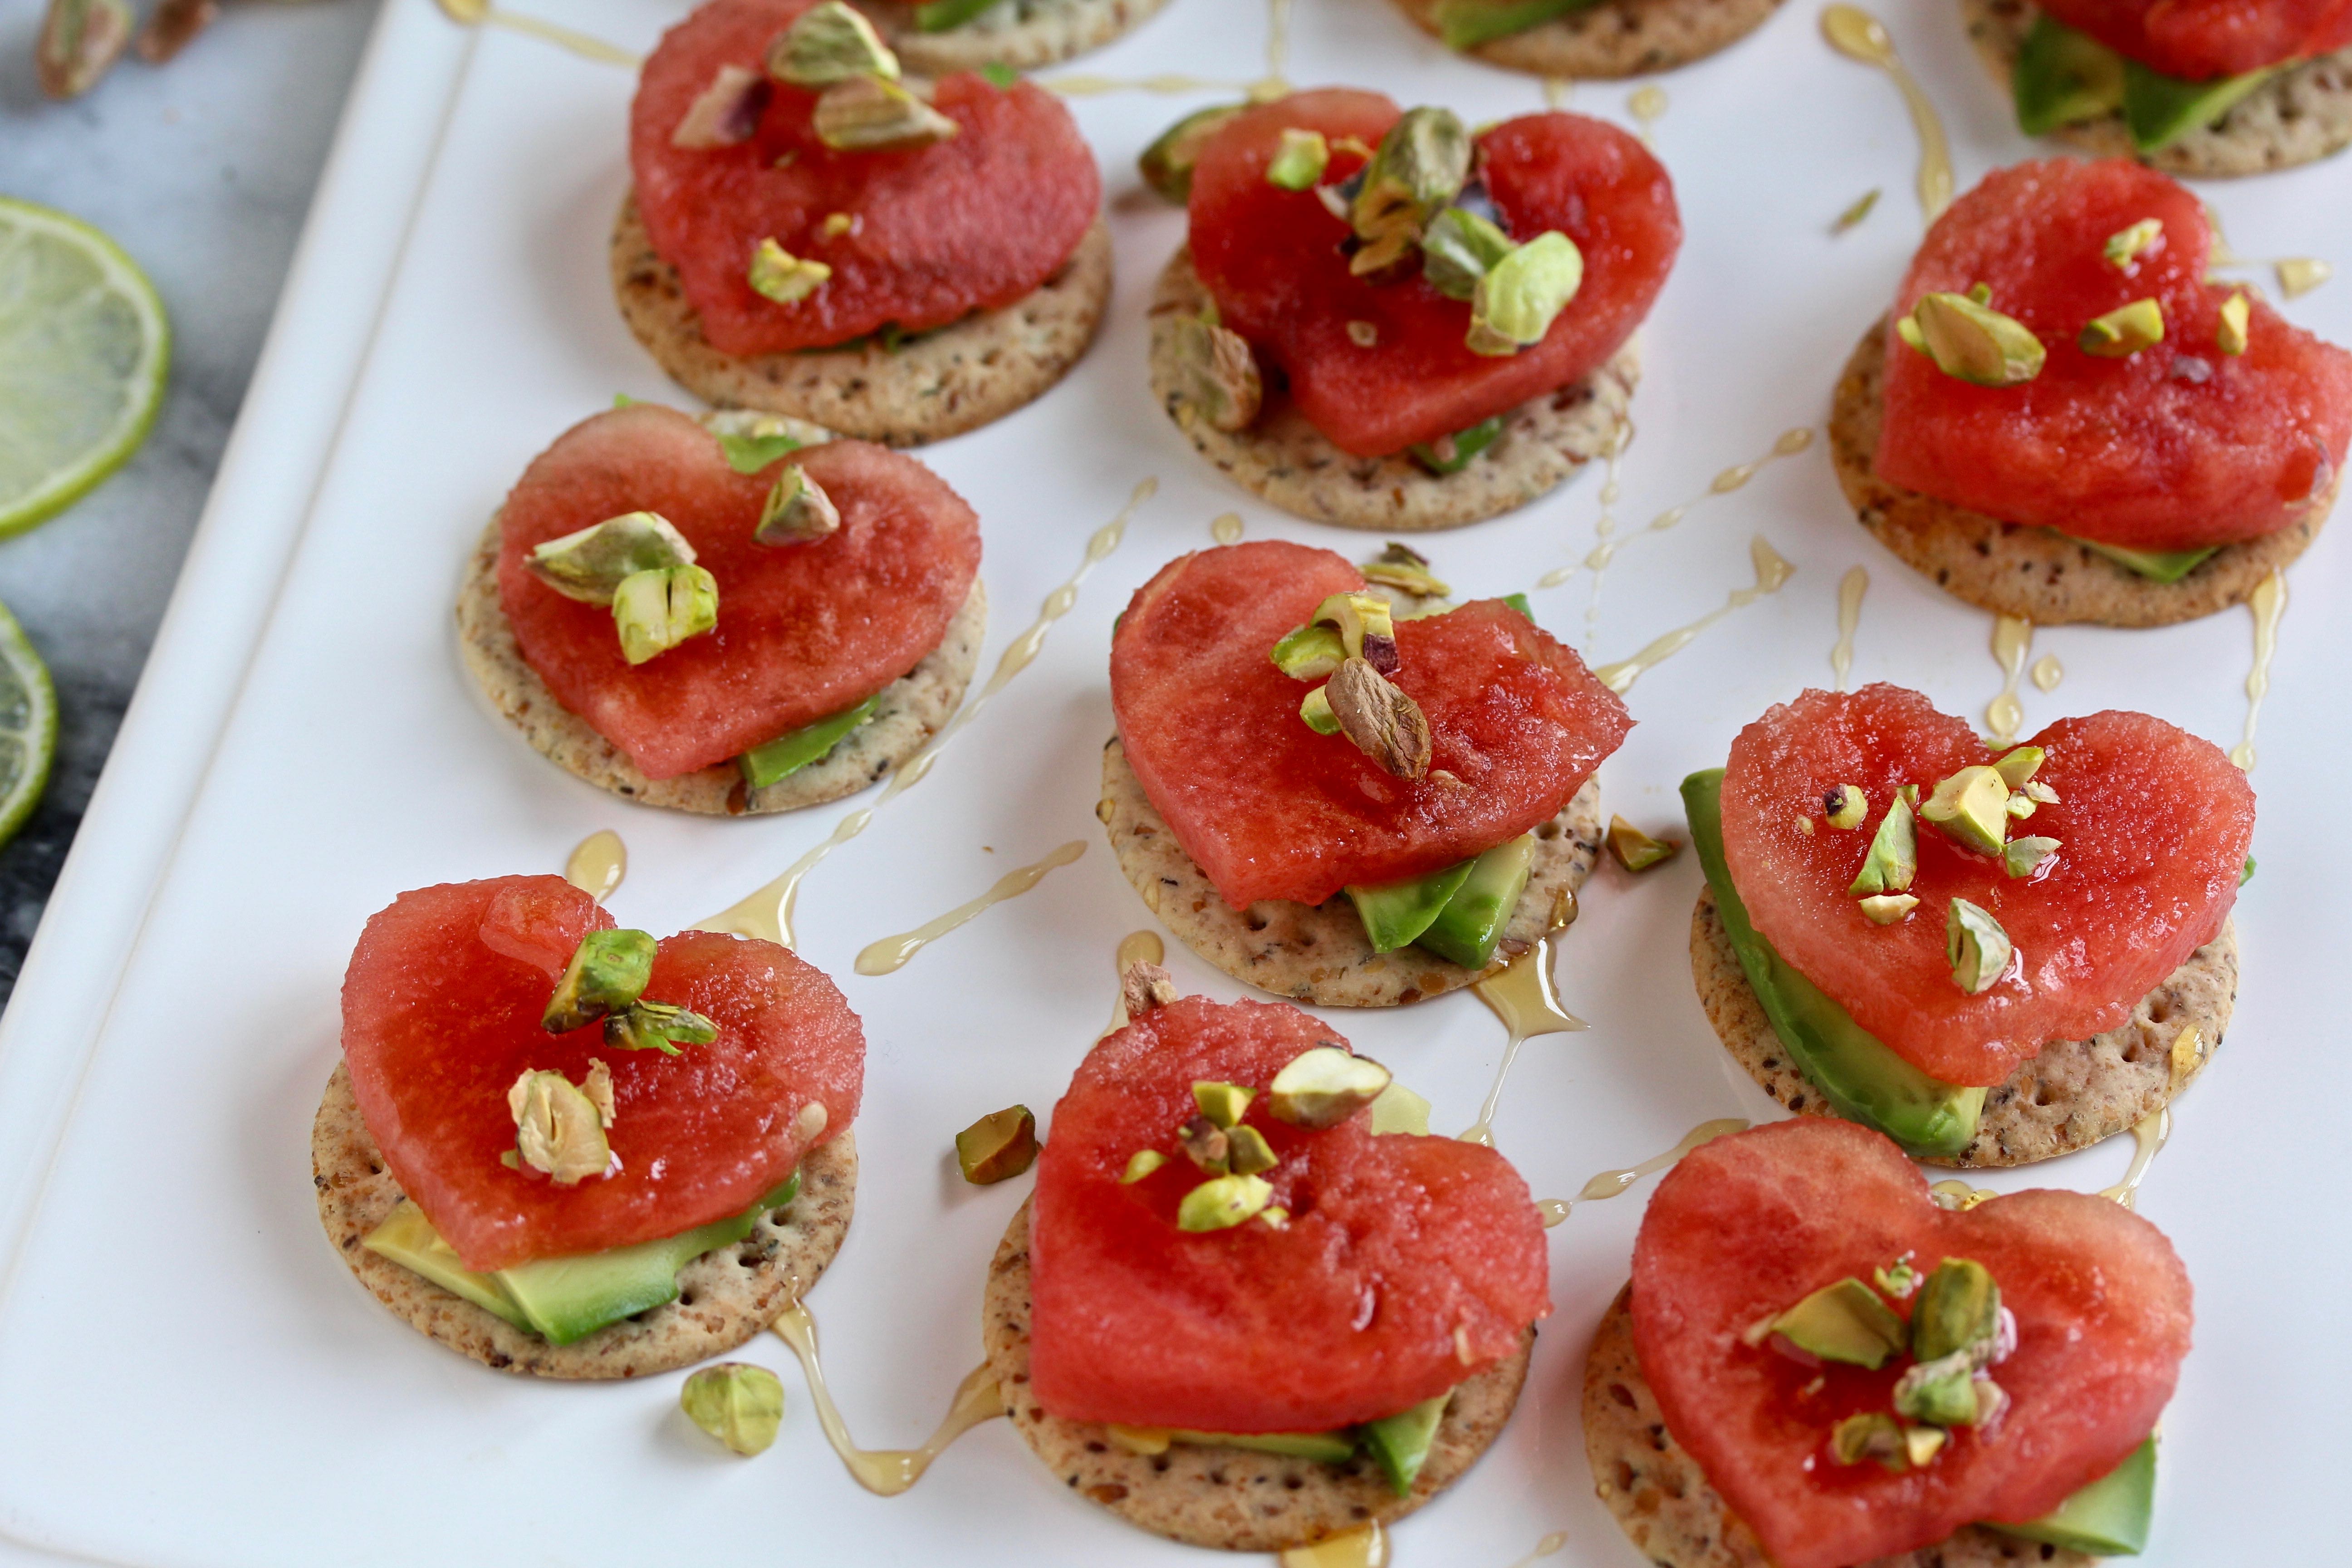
1830, 320, 2331, 627
313, 1064, 856, 1379
856, 0, 1171, 74
1149, 247, 1636, 532
984, 1199, 1533, 1551
1389, 0, 1787, 79
612, 195, 1111, 446
1690, 885, 2235, 1168
457, 516, 985, 815
1100, 737, 1602, 1008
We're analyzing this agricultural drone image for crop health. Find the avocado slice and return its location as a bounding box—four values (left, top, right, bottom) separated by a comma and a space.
1169, 1429, 1360, 1462
2123, 58, 2276, 152
1360, 1392, 1451, 1495
1682, 769, 1986, 1159
2062, 534, 2223, 584
1415, 834, 1537, 969
914, 0, 1003, 29
1432, 0, 1603, 50
1989, 1437, 2156, 1555
1409, 415, 1506, 475
1500, 592, 1535, 622
2012, 15, 2126, 135
361, 1201, 532, 1330
1348, 859, 1477, 953
739, 696, 882, 789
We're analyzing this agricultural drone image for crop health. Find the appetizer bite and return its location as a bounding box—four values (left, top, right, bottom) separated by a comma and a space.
314, 875, 861, 1377
985, 970, 1548, 1549
1831, 159, 2352, 625
1587, 1118, 2191, 1567
1104, 540, 1629, 1006
850, 0, 1171, 75
1684, 684, 2249, 1167
457, 402, 984, 815
618, 0, 1108, 443
1389, 0, 1786, 79
1967, 0, 2352, 174
1147, 90, 1677, 530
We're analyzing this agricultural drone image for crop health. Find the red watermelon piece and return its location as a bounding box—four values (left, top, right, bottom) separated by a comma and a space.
1187, 90, 1680, 457
1720, 684, 2251, 1087
1109, 540, 1632, 910
340, 875, 864, 1272
1874, 160, 2352, 553
631, 0, 1100, 357
1631, 1118, 2192, 1568
496, 403, 980, 780
1029, 994, 1550, 1432
2037, 0, 2352, 78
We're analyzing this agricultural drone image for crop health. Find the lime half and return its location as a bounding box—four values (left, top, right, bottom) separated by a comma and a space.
0, 599, 56, 849
0, 197, 171, 539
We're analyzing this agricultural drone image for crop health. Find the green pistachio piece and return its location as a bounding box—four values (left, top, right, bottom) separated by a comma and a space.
1946, 899, 2013, 995
1467, 231, 1583, 356
1830, 1411, 1908, 1470
954, 1105, 1039, 1184
2240, 855, 2256, 887
508, 1068, 613, 1185
1299, 685, 1341, 735
1859, 893, 1920, 925
2003, 835, 2060, 878
2102, 218, 2162, 270
1607, 815, 1680, 872
1266, 127, 1330, 190
1408, 416, 1505, 475
681, 1363, 785, 1455
1168, 314, 1263, 433
1359, 542, 1452, 598
1268, 1044, 1391, 1127
2079, 298, 2164, 357
604, 999, 720, 1054
1920, 765, 2011, 856
1768, 1276, 1909, 1368
748, 238, 832, 304
704, 408, 815, 474
1822, 784, 1868, 830
2023, 779, 2060, 804
1120, 1149, 1167, 1183
612, 564, 720, 665
1902, 291, 2047, 386
1420, 205, 1517, 302
756, 464, 841, 545
2006, 791, 2036, 818
526, 512, 699, 605
1271, 623, 1347, 681
1913, 1257, 2001, 1362
544, 929, 657, 1032
672, 64, 771, 149
1324, 657, 1432, 779
1874, 1254, 1919, 1299
1311, 591, 1400, 673
1893, 1350, 1984, 1427
813, 74, 960, 152
1833, 189, 1880, 234
1138, 103, 1246, 202
1348, 107, 1471, 264
1990, 746, 2045, 788
1849, 795, 1919, 896
1178, 1114, 1230, 1175
766, 1, 900, 84
1192, 1081, 1255, 1128
2218, 291, 2251, 356
1176, 1172, 1275, 1231
1968, 283, 1993, 306
1225, 1124, 1279, 1176
1904, 1424, 1950, 1467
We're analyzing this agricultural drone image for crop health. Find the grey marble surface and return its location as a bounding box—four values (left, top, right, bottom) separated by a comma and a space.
0, 0, 383, 1003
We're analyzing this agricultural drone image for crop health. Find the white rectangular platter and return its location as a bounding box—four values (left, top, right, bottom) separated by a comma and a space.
1, 0, 2347, 1561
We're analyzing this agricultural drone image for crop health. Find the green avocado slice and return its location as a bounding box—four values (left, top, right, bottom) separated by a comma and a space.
1432, 0, 1604, 50
1348, 859, 1478, 953
1415, 834, 1536, 969
2123, 58, 2277, 152
739, 696, 883, 789
1989, 1437, 2156, 1555
914, 0, 1004, 30
2013, 15, 2127, 135
1409, 415, 1506, 475
1682, 769, 1985, 1159
1361, 1392, 1451, 1495
1168, 1428, 1360, 1462
2061, 533, 2224, 584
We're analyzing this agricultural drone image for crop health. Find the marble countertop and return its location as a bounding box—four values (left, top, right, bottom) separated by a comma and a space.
0, 0, 382, 1004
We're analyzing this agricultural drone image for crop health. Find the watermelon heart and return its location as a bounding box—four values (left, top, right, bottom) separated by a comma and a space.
1632, 1118, 2192, 1568
1187, 89, 1681, 458
340, 875, 864, 1272
2037, 0, 2352, 79
496, 403, 980, 780
1028, 994, 1549, 1432
1720, 684, 2250, 1087
1875, 159, 2352, 553
1108, 540, 1632, 910
631, 0, 1100, 357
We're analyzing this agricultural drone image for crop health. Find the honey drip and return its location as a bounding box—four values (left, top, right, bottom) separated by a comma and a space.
1536, 1198, 1570, 1228
1252, 0, 1293, 99
854, 841, 1087, 975
1832, 566, 1867, 689
1929, 1179, 1997, 1210
1460, 926, 1590, 1147
1043, 73, 1244, 95
434, 0, 639, 64
1278, 1522, 1388, 1568
1212, 511, 1245, 544
1984, 615, 2032, 744
1592, 536, 1796, 695
1627, 84, 1667, 146
1106, 930, 1167, 1034
2098, 1108, 2171, 1210
1577, 426, 1631, 646
1541, 1118, 1749, 1220
563, 830, 626, 901
1537, 427, 1809, 593
2230, 569, 2286, 770
2030, 652, 2063, 693
1508, 1532, 1571, 1568
1543, 76, 1572, 108
695, 481, 1152, 945
769, 1304, 1004, 1494
1821, 5, 1953, 221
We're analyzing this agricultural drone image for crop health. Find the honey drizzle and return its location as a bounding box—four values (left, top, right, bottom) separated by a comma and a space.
2230, 569, 2286, 770
1278, 1522, 1388, 1568
769, 1304, 1004, 1494
1254, 0, 1293, 98
1508, 1532, 1571, 1568
1929, 1179, 1997, 1210
853, 841, 1087, 975
434, 0, 638, 64
1106, 930, 1167, 1034
1536, 427, 1809, 593
2030, 652, 2063, 693
2097, 1108, 2172, 1210
1460, 927, 1590, 1147
1821, 5, 1952, 221
1540, 1118, 1750, 1220
1591, 537, 1796, 695
1831, 566, 1868, 689
1577, 426, 1630, 646
562, 830, 626, 901
1984, 615, 2033, 744
694, 480, 1152, 946
1212, 511, 1245, 544
1543, 77, 1572, 108
1042, 73, 1244, 95
1627, 84, 1667, 147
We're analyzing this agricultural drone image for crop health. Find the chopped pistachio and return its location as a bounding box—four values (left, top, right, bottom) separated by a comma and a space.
954, 1104, 1039, 1184
681, 1363, 785, 1455
526, 512, 699, 605
1990, 746, 2044, 788
2005, 791, 2036, 819
1225, 1124, 1279, 1176
1192, 1081, 1254, 1128
1265, 127, 1330, 190
1833, 188, 1880, 234
1467, 231, 1583, 356
36, 0, 131, 98
1920, 765, 2011, 856
1138, 103, 1246, 202
1768, 1276, 1909, 1369
1178, 1114, 1230, 1175
821, 212, 856, 238
613, 564, 720, 665
1971, 1378, 2011, 1430
766, 1, 900, 84
2103, 218, 2163, 270
672, 64, 772, 148
1912, 1257, 2001, 1362
748, 238, 832, 304
581, 1058, 617, 1127
1176, 1172, 1275, 1231
508, 1068, 614, 1185
604, 999, 720, 1054
705, 407, 818, 473
1268, 1044, 1391, 1127
1348, 106, 1471, 264
2079, 298, 2165, 357
1903, 1424, 1949, 1467
1902, 292, 2047, 386
1324, 657, 1432, 779
1311, 591, 1400, 673
2239, 855, 2256, 887
1168, 315, 1263, 432
1946, 899, 2012, 995
1299, 685, 1341, 735
1607, 815, 1680, 872
1256, 1205, 1290, 1230
1968, 283, 1993, 306
544, 929, 657, 1032
813, 74, 960, 151
1421, 205, 1516, 301
1120, 1149, 1168, 1184
1822, 784, 1868, 830
1795, 816, 1816, 836
1859, 893, 1919, 925
756, 465, 842, 545
2218, 291, 2251, 356
1122, 960, 1179, 1017
1893, 1350, 1983, 1427
1345, 320, 1379, 347
2023, 779, 2060, 805
1874, 1254, 1919, 1299
1830, 1411, 1908, 1470
1360, 542, 1451, 598
2003, 835, 2060, 878
1849, 794, 1919, 896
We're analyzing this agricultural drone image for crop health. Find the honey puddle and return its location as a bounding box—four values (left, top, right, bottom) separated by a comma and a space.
1821, 5, 1952, 221
1538, 1118, 1750, 1223
1212, 511, 1245, 544
1984, 615, 2033, 744
770, 1303, 1004, 1494
1592, 537, 1796, 695
1538, 427, 1810, 593
1279, 1522, 1387, 1568
855, 841, 1087, 975
563, 830, 626, 901
2030, 652, 2063, 693
1460, 925, 1589, 1147
1106, 930, 1167, 1034
2230, 569, 2286, 770
2098, 1108, 2172, 1210
1930, 1180, 1997, 1210
435, 0, 638, 64
1831, 566, 1868, 688
695, 480, 1153, 946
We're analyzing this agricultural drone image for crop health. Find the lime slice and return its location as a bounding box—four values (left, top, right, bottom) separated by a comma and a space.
0, 197, 171, 539
0, 599, 57, 849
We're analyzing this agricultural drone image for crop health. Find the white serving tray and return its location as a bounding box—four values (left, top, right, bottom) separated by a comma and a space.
1, 0, 2346, 1560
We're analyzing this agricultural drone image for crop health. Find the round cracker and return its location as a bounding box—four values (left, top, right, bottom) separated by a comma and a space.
312, 1063, 856, 1379
1582, 1285, 2094, 1568
456, 516, 986, 815
982, 1198, 1534, 1553
1829, 319, 2329, 627
1148, 247, 1637, 532
1389, 0, 1786, 78
1962, 0, 2352, 177
612, 194, 1111, 446
856, 0, 1170, 73
1101, 737, 1603, 1008
1690, 885, 2234, 1169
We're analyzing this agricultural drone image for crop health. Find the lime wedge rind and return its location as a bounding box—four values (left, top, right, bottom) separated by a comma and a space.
0, 598, 58, 851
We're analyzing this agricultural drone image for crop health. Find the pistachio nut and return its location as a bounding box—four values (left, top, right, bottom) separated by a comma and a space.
1904, 1424, 1949, 1467
2218, 291, 2251, 356
581, 1058, 617, 1127
2079, 298, 2164, 358
1912, 1256, 2001, 1362
526, 512, 699, 605
1858, 893, 1920, 924
1359, 542, 1451, 598
748, 238, 832, 304
1191, 1081, 1255, 1128
1119, 1149, 1168, 1183
1177, 1114, 1230, 1175
1175, 1172, 1275, 1231
1225, 1124, 1279, 1176
812, 74, 959, 151
1767, 1276, 1909, 1369
604, 998, 720, 1054
1348, 106, 1471, 255
1310, 591, 1400, 673
1892, 1350, 1983, 1427
1902, 291, 2047, 386
766, 0, 899, 85
704, 407, 818, 473
1420, 205, 1516, 302
2102, 218, 2162, 270
1830, 1411, 1908, 1470
36, 0, 132, 99
1873, 1254, 1919, 1299
756, 464, 842, 545
1255, 1205, 1291, 1230
544, 928, 657, 1033
1467, 231, 1583, 356
1265, 127, 1330, 190
1920, 764, 2010, 855
1822, 784, 1869, 830
2002, 835, 2059, 878
954, 1104, 1039, 1184
1946, 899, 2012, 995
1324, 657, 1432, 779
1299, 685, 1341, 735
1848, 794, 1919, 896
1990, 745, 2045, 788
2023, 779, 2060, 805
672, 63, 771, 148
1270, 623, 1348, 681
1169, 314, 1263, 432
1345, 319, 1379, 347
1267, 1044, 1391, 1127
1122, 960, 1180, 1017
508, 1068, 614, 1185
1138, 103, 1245, 203
681, 1363, 785, 1456
1607, 815, 1680, 872
613, 564, 720, 665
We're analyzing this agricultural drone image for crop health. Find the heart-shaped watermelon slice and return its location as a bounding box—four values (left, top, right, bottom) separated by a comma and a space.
1028, 992, 1549, 1433
1109, 540, 1632, 910
340, 875, 863, 1272
1875, 159, 2352, 553
496, 403, 980, 780
1720, 684, 2251, 1087
1187, 90, 1680, 458
1632, 1117, 2192, 1568
631, 0, 1101, 357
2036, 0, 2352, 78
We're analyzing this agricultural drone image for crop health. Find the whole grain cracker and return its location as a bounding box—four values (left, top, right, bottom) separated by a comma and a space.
1963, 0, 2352, 176
983, 1198, 1534, 1552
1583, 1286, 2095, 1568
1690, 885, 2234, 1168
857, 0, 1170, 73
1100, 737, 1602, 1008
612, 195, 1111, 446
1830, 320, 2329, 627
1148, 247, 1637, 532
312, 1063, 855, 1379
1391, 0, 1785, 77
456, 515, 985, 815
